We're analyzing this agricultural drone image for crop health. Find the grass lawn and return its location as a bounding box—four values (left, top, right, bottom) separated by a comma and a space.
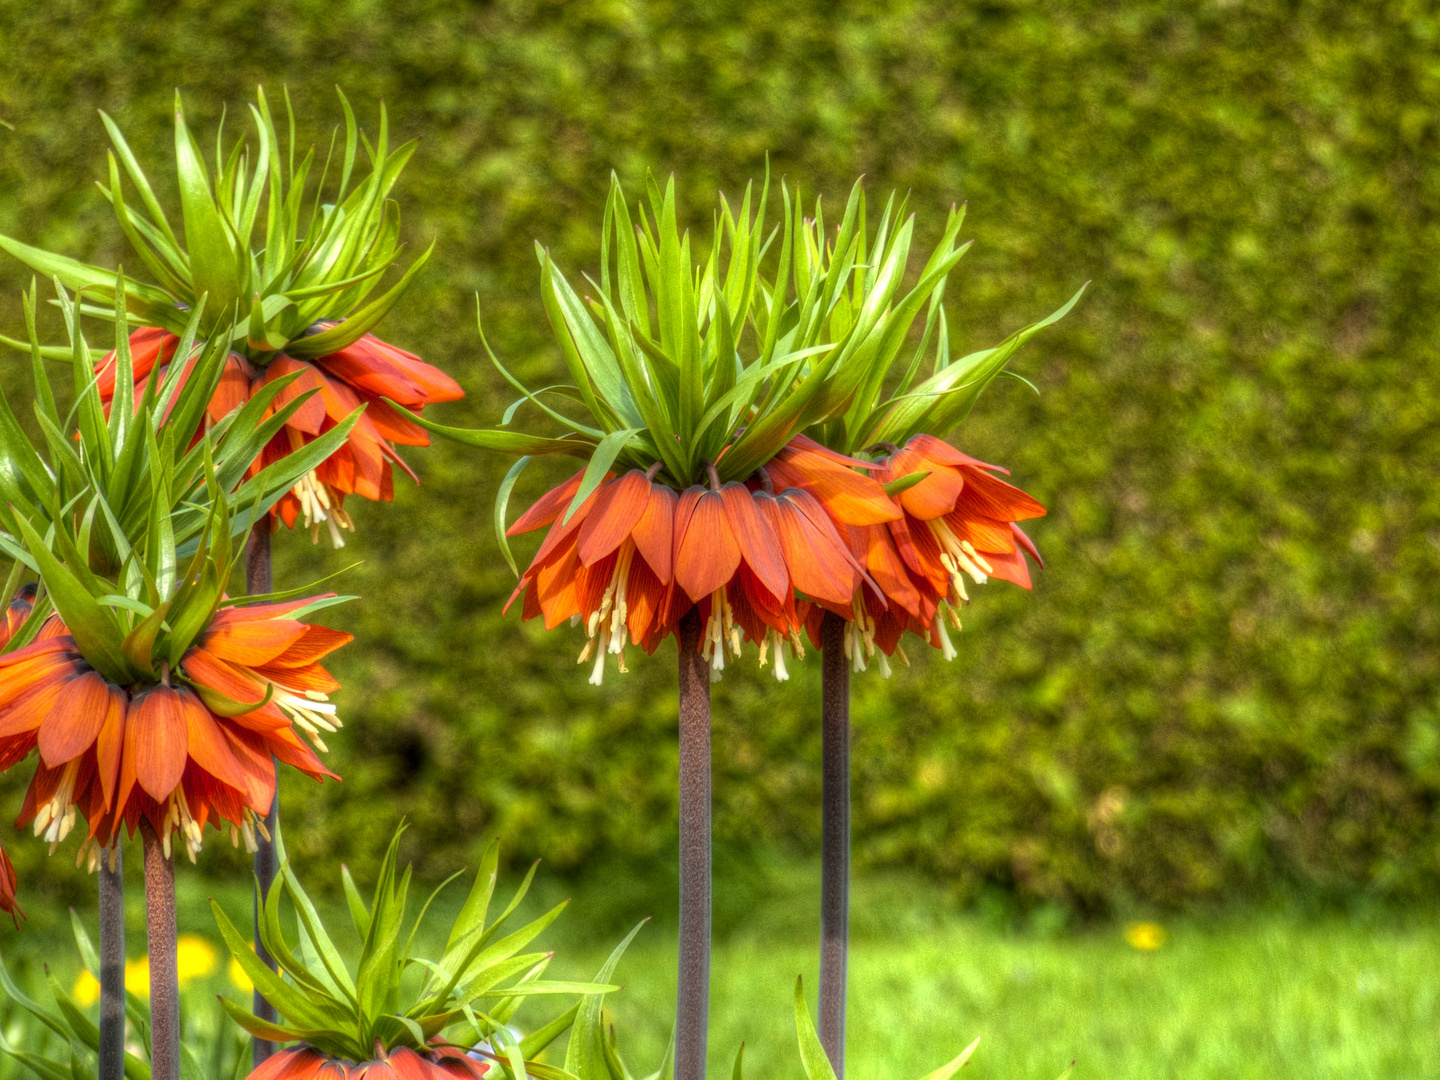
559, 911, 1435, 1079
0, 865, 1433, 1080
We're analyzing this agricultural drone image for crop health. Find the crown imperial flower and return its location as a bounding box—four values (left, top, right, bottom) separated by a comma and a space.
4, 597, 347, 863
1, 89, 458, 546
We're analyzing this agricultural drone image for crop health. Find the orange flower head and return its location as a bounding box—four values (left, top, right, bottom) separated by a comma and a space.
98, 327, 462, 547
2, 598, 349, 864
838, 433, 1046, 669
504, 444, 894, 683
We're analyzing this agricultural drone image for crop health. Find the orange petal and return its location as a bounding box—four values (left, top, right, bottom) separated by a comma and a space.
720, 483, 788, 600
255, 660, 340, 694
0, 660, 82, 739
429, 1048, 490, 1080
181, 650, 283, 718
178, 691, 248, 789
37, 672, 111, 767
770, 449, 901, 525
95, 686, 127, 811
674, 490, 742, 601
200, 618, 310, 667
220, 726, 278, 814
263, 625, 354, 668
784, 433, 880, 469
757, 493, 855, 607
888, 447, 964, 520
625, 555, 666, 648
985, 545, 1034, 589
125, 686, 189, 801
858, 524, 921, 617
943, 511, 1017, 554
209, 597, 330, 624
263, 356, 329, 435
783, 488, 876, 595
507, 470, 586, 536
386, 1048, 432, 1080
631, 482, 677, 584
528, 477, 611, 567
577, 471, 652, 566
956, 466, 1046, 523
249, 1046, 327, 1080
265, 725, 338, 782
906, 434, 1005, 472
363, 398, 431, 446
1013, 523, 1044, 568
207, 353, 253, 424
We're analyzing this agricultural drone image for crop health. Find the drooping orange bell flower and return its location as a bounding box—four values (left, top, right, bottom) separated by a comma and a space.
250, 1043, 490, 1080
98, 327, 463, 546
503, 442, 898, 683
0, 598, 349, 864
0, 844, 22, 928
827, 434, 1045, 670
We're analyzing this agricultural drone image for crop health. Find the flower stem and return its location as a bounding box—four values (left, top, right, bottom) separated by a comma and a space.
819, 611, 850, 1078
676, 606, 711, 1080
245, 521, 281, 1067
98, 844, 124, 1080
140, 823, 179, 1080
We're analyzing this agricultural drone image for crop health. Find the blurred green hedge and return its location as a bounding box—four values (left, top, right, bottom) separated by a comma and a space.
0, 0, 1436, 913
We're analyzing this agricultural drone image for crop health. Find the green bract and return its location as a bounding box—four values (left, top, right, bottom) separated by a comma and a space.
0, 279, 361, 681
782, 191, 1086, 458
397, 175, 1081, 547
0, 87, 430, 361
213, 826, 622, 1065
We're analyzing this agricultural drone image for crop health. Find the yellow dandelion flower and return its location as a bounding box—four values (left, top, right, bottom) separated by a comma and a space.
228, 955, 253, 993
176, 935, 218, 987
124, 956, 149, 996
72, 970, 100, 1007
1124, 921, 1166, 951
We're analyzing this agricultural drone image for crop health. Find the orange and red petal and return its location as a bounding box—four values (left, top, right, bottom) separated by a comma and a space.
124, 686, 190, 802
854, 524, 922, 618
631, 482, 677, 584
954, 465, 1047, 523
508, 470, 586, 536
885, 447, 964, 520
769, 446, 900, 526
577, 470, 652, 566
719, 483, 788, 600
249, 1045, 329, 1080
36, 671, 112, 768
200, 617, 311, 668
674, 488, 742, 602
757, 492, 855, 607
179, 690, 248, 790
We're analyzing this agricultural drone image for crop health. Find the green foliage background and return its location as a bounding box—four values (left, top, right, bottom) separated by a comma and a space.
0, 0, 1435, 913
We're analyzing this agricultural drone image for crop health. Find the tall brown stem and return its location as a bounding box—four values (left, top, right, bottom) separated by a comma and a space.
98, 844, 125, 1080
676, 607, 710, 1080
140, 823, 178, 1080
245, 521, 280, 1067
819, 611, 850, 1077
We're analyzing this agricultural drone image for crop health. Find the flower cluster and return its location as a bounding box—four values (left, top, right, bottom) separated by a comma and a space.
0, 596, 347, 863
831, 434, 1047, 673
99, 327, 462, 545
2, 89, 459, 547
506, 436, 901, 683
507, 432, 1046, 682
